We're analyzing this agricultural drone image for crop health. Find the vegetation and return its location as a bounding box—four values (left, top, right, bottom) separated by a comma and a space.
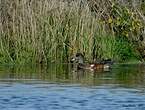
0, 0, 145, 65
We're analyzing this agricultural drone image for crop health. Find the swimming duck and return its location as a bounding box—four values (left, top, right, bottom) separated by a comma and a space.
70, 53, 113, 71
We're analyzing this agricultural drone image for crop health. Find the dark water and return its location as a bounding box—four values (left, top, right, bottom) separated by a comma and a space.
0, 64, 145, 110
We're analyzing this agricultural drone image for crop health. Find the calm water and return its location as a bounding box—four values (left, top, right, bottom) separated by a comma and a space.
0, 64, 145, 110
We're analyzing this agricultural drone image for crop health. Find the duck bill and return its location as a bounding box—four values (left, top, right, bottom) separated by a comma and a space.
70, 58, 76, 63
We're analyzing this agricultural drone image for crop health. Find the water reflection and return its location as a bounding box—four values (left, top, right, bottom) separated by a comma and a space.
0, 63, 145, 87
0, 64, 145, 110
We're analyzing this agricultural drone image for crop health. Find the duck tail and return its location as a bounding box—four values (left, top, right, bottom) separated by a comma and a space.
101, 59, 114, 65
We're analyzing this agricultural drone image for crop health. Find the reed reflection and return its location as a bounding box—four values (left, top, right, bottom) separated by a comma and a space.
0, 64, 144, 87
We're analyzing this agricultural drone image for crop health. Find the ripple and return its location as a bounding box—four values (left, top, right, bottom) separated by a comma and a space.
0, 63, 145, 110
0, 84, 144, 110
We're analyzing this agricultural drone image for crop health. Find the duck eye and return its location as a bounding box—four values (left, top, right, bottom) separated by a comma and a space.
76, 53, 82, 57
76, 54, 79, 57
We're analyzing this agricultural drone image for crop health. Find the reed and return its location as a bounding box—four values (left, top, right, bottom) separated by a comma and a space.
0, 0, 143, 64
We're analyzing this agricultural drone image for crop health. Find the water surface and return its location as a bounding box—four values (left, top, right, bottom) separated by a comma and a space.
0, 64, 145, 110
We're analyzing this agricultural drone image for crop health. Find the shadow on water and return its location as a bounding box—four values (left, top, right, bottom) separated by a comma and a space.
0, 63, 145, 88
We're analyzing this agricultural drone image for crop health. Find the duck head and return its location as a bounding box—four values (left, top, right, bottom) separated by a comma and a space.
70, 53, 84, 64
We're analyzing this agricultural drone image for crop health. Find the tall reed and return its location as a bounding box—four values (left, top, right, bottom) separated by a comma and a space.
0, 0, 141, 64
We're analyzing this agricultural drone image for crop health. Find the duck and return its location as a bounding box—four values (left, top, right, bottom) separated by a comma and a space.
70, 53, 113, 71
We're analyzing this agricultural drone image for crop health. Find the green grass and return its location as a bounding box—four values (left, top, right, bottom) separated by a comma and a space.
0, 0, 143, 65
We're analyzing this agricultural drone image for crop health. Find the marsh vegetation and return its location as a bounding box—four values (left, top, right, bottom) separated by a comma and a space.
0, 0, 145, 64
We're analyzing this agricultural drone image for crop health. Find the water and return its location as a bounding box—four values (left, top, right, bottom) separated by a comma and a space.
0, 64, 145, 110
